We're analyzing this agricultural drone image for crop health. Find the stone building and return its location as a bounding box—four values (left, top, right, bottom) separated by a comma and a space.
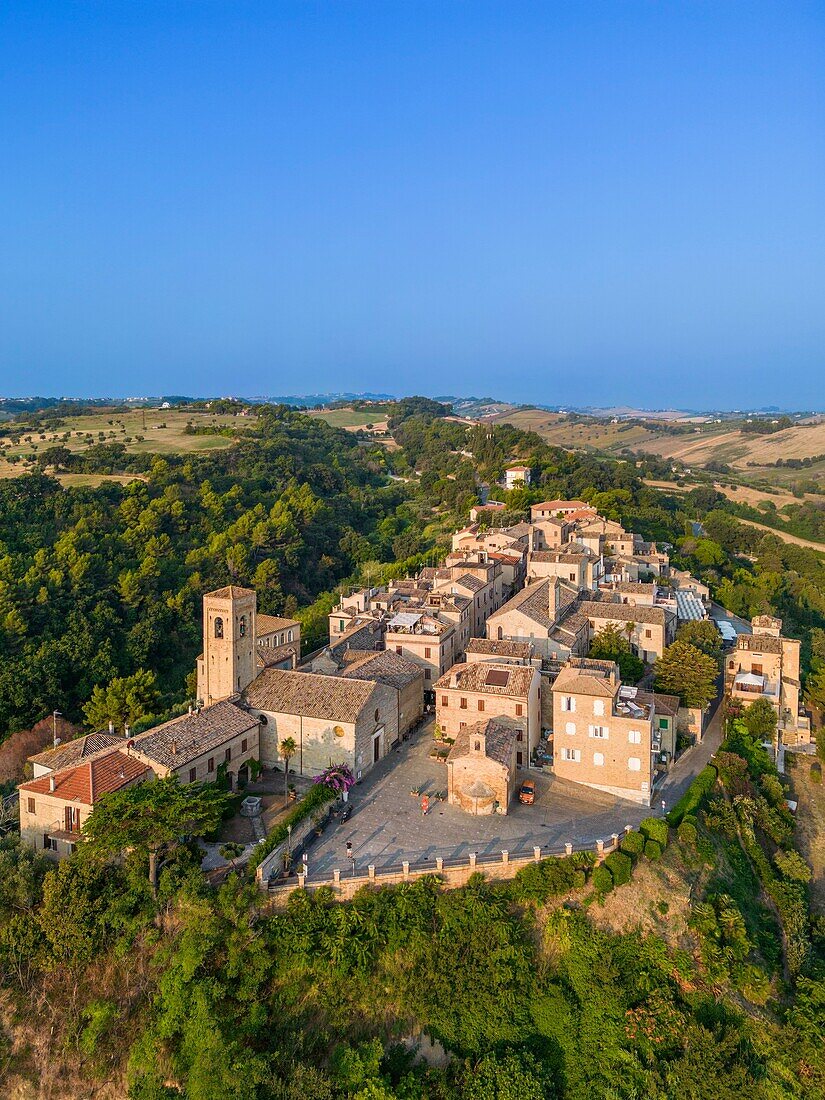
129, 700, 260, 790
196, 585, 258, 705
446, 717, 520, 815
338, 649, 425, 739
435, 660, 541, 765
551, 658, 656, 804
244, 667, 397, 778
18, 749, 150, 858
725, 615, 807, 742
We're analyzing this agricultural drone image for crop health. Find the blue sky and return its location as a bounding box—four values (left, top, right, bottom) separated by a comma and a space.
0, 2, 823, 407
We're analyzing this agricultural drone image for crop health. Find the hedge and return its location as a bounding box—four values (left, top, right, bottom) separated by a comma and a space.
666, 764, 718, 827
604, 850, 632, 887
592, 864, 614, 894
644, 840, 663, 861
620, 830, 645, 858
247, 782, 336, 872
509, 855, 587, 903
639, 817, 669, 848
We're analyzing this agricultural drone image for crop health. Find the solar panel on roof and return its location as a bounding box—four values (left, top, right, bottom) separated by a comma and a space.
485, 669, 511, 688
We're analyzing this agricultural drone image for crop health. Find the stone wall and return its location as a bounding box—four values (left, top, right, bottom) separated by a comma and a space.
263, 832, 627, 903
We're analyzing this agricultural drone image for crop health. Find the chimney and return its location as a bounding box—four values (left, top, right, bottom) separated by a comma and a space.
108, 719, 114, 735
188, 704, 193, 715
171, 739, 178, 756
124, 724, 130, 739
49, 775, 56, 792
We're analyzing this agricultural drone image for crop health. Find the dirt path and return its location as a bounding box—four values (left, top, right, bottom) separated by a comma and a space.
738, 518, 825, 552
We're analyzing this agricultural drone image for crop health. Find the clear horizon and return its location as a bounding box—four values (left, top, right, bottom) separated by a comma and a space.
1, 2, 823, 406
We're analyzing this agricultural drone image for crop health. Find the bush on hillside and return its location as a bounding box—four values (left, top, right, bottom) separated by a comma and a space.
604, 850, 632, 887
644, 840, 663, 861
640, 817, 669, 848
677, 820, 698, 846
592, 864, 614, 895
509, 856, 587, 903
620, 830, 645, 858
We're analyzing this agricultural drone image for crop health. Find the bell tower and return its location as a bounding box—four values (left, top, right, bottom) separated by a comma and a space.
197, 586, 257, 705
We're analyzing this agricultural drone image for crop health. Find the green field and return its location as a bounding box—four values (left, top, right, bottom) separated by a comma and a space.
307, 403, 392, 428
0, 408, 252, 470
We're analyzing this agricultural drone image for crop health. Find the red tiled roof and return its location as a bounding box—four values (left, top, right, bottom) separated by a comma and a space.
19, 750, 149, 804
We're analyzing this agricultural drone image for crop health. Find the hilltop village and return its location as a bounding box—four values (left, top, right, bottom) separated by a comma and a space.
16, 465, 810, 885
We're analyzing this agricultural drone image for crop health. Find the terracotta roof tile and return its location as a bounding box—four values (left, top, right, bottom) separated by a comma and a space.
19, 749, 149, 804
132, 700, 259, 769
245, 668, 377, 723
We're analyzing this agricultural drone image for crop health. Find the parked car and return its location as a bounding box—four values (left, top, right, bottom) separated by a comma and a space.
518, 780, 536, 805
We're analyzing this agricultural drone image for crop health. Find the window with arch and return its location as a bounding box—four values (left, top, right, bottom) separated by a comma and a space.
214, 617, 224, 639
239, 615, 247, 637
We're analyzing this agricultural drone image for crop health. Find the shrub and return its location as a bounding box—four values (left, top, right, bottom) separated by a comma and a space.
592, 864, 613, 894
677, 820, 698, 846
666, 764, 718, 826
604, 850, 632, 886
620, 830, 645, 858
644, 840, 663, 860
248, 783, 335, 872
639, 817, 669, 848
510, 856, 586, 903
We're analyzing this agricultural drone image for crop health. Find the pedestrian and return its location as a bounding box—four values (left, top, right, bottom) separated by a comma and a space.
421, 795, 429, 816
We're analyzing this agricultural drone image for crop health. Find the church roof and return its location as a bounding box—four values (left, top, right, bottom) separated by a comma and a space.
245, 668, 377, 723
206, 585, 256, 599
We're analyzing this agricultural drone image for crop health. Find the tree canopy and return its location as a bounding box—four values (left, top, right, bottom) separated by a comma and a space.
654, 641, 719, 709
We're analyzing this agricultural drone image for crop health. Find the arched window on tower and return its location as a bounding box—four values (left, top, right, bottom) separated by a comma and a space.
239, 615, 246, 637
214, 617, 224, 639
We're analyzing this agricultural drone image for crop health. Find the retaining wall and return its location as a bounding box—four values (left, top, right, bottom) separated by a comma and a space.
264, 829, 630, 905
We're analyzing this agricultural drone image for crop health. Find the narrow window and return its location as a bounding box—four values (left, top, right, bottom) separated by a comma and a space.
460, 697, 467, 709
241, 738, 248, 753
225, 747, 232, 763
441, 695, 449, 707
515, 703, 523, 717
214, 616, 224, 639
189, 767, 197, 782
208, 757, 215, 773
478, 699, 485, 712
239, 615, 246, 637
27, 797, 35, 814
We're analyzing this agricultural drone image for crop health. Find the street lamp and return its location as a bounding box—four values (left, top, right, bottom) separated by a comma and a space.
52, 710, 62, 748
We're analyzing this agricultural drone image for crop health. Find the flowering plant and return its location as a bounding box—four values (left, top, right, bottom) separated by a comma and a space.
313, 763, 356, 793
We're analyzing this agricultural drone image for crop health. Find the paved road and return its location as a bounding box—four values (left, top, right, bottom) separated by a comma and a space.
656, 684, 724, 808
298, 710, 720, 877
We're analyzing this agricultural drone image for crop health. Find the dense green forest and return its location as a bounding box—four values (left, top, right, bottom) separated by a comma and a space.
2, 399, 825, 1097
2, 715, 825, 1098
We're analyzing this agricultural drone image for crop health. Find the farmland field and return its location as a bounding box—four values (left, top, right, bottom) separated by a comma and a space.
0, 408, 251, 468
493, 407, 825, 485
307, 404, 392, 429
